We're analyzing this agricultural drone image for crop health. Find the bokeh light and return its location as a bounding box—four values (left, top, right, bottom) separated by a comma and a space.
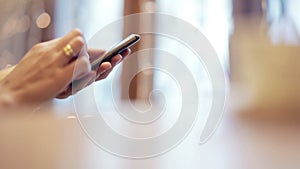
36, 12, 51, 29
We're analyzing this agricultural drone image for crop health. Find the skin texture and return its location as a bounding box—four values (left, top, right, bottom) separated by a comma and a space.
0, 29, 130, 108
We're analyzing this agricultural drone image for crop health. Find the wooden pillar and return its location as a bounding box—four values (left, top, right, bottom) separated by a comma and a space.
121, 0, 141, 100
121, 0, 155, 101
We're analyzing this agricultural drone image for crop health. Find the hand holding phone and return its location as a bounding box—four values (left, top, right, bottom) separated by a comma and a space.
91, 34, 141, 70
67, 34, 140, 90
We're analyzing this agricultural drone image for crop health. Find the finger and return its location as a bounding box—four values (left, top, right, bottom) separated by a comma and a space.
58, 36, 85, 65
56, 91, 70, 99
98, 62, 112, 73
89, 48, 130, 76
78, 43, 88, 59
96, 62, 112, 79
56, 84, 73, 99
56, 29, 83, 49
62, 56, 91, 85
88, 49, 106, 62
120, 48, 131, 59
96, 68, 113, 81
89, 48, 131, 63
109, 54, 122, 66
94, 53, 125, 80
56, 71, 96, 99
94, 54, 121, 74
71, 71, 96, 93
107, 48, 130, 65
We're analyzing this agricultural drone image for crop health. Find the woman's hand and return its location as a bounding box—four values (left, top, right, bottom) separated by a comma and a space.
0, 29, 88, 106
0, 29, 130, 107
56, 48, 131, 99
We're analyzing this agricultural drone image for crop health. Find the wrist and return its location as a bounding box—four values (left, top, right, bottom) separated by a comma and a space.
0, 66, 21, 110
0, 92, 15, 107
0, 65, 15, 81
0, 86, 16, 111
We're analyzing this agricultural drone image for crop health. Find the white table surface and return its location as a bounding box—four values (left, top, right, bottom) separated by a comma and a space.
0, 98, 299, 169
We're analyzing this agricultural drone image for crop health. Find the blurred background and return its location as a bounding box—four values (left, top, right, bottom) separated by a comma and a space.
0, 0, 300, 168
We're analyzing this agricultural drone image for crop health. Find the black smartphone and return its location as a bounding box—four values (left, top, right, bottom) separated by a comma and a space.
91, 34, 141, 70
69, 34, 140, 88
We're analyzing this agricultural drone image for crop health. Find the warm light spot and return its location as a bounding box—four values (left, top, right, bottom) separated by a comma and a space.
1, 17, 18, 39
144, 1, 156, 12
67, 115, 77, 119
36, 12, 51, 29
17, 15, 31, 32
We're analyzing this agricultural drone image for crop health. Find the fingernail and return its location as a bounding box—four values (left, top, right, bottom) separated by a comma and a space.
117, 55, 123, 63
96, 70, 106, 79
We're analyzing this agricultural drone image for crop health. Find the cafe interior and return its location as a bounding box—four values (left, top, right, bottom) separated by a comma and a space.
0, 0, 300, 168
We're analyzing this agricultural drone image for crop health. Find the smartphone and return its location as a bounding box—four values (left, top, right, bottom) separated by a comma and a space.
91, 34, 141, 70
69, 34, 140, 88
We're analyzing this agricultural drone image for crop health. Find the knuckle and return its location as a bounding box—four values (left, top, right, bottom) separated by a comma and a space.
32, 43, 44, 50
75, 36, 85, 47
72, 28, 83, 37
30, 42, 51, 58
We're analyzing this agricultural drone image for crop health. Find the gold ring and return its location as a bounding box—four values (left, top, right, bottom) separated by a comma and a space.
63, 44, 74, 58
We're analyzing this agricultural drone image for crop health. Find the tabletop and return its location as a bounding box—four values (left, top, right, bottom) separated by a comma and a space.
0, 97, 299, 169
